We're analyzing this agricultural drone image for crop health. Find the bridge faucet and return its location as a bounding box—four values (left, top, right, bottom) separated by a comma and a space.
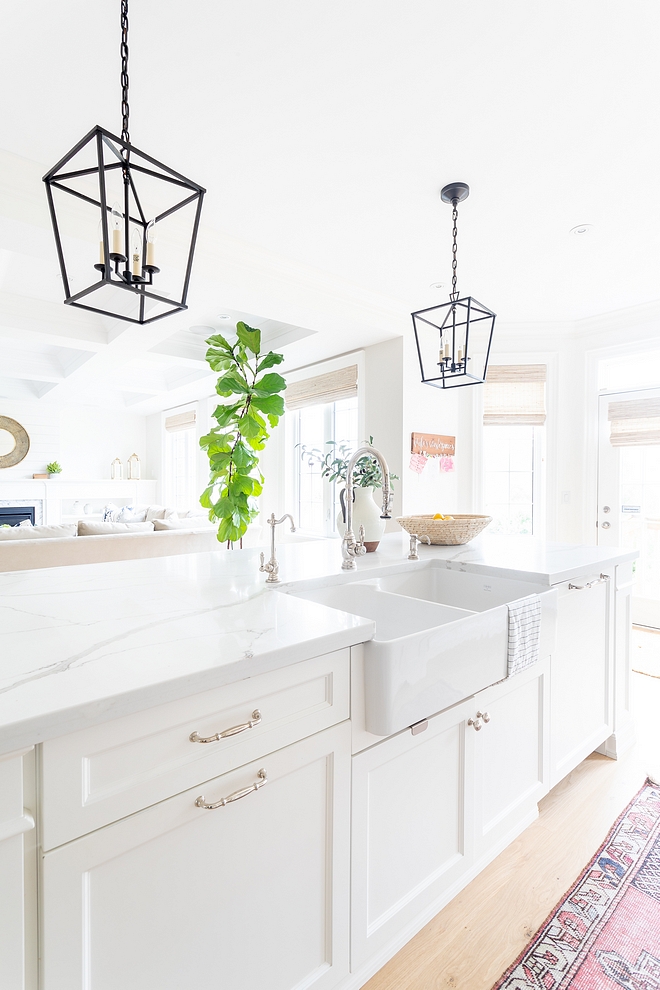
341, 445, 392, 571
259, 513, 296, 583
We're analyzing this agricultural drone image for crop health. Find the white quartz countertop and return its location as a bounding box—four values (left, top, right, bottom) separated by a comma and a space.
0, 531, 636, 755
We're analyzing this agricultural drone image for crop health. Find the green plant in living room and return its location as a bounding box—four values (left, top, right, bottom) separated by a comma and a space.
200, 322, 286, 543
46, 461, 62, 477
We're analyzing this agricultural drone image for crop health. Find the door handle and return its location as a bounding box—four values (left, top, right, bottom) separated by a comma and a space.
568, 573, 610, 590
601, 521, 611, 529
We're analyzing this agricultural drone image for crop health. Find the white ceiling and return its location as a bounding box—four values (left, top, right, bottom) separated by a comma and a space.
1, 0, 659, 413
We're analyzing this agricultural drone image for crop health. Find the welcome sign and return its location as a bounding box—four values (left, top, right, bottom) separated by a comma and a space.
410, 433, 456, 457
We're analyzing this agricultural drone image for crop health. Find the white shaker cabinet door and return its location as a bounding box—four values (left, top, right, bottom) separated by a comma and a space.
471, 658, 550, 859
0, 749, 36, 990
351, 698, 476, 972
41, 722, 351, 990
549, 576, 612, 787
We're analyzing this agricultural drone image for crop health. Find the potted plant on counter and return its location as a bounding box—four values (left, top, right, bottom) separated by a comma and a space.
299, 437, 398, 551
46, 461, 62, 478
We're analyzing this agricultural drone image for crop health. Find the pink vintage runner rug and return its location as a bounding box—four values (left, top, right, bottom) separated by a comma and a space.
492, 778, 660, 989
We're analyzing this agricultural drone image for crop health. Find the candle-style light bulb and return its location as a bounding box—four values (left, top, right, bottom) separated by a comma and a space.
111, 202, 123, 255
97, 220, 105, 264
131, 228, 142, 277
145, 219, 156, 267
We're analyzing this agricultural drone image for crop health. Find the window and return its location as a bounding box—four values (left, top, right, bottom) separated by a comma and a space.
163, 407, 198, 512
290, 397, 359, 536
482, 366, 546, 536
284, 364, 360, 537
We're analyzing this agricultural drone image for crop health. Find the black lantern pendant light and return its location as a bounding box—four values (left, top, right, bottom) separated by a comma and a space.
43, 0, 205, 325
412, 182, 495, 388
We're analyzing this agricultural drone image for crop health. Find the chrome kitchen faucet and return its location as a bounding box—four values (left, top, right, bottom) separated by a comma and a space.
259, 513, 296, 583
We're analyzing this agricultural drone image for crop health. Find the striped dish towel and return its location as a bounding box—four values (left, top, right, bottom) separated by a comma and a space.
507, 594, 542, 676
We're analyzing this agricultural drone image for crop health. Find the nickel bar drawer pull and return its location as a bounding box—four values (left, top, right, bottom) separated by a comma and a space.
195, 769, 267, 810
189, 709, 262, 744
568, 574, 609, 591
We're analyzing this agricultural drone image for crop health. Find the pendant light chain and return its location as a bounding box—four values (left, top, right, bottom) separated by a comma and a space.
120, 0, 130, 152
450, 200, 459, 303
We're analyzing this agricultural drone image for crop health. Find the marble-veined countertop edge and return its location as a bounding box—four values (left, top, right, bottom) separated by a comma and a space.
0, 531, 637, 755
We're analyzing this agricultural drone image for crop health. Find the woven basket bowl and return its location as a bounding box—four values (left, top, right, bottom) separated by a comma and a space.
396, 514, 492, 546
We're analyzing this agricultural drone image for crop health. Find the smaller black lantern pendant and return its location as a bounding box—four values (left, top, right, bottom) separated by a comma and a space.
412, 182, 496, 389
43, 0, 205, 326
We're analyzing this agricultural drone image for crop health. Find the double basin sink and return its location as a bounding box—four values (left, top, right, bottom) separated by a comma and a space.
283, 561, 557, 736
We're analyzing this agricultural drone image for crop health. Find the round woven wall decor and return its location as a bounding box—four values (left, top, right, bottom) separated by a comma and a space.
0, 416, 30, 468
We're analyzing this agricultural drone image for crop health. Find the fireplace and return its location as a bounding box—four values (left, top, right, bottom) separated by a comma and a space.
0, 506, 36, 527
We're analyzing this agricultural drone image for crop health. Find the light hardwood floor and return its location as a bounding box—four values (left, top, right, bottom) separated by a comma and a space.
363, 670, 660, 990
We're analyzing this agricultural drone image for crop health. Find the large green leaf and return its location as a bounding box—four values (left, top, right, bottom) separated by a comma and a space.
245, 434, 267, 452
250, 394, 285, 417
245, 406, 267, 431
206, 352, 234, 373
256, 351, 285, 372
236, 322, 261, 355
232, 441, 259, 473
240, 414, 265, 440
216, 373, 250, 396
205, 334, 233, 352
253, 372, 286, 397
213, 402, 243, 427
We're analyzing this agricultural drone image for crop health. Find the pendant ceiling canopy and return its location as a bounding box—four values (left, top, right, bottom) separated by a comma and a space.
43, 0, 205, 325
412, 182, 496, 389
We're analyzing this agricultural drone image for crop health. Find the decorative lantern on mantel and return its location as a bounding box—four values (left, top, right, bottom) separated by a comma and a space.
42, 0, 205, 325
127, 453, 141, 480
411, 182, 496, 389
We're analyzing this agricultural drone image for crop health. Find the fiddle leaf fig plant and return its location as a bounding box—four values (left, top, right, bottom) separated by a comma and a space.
200, 322, 286, 543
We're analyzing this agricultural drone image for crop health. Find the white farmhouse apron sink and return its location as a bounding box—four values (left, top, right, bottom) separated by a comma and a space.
288, 563, 557, 737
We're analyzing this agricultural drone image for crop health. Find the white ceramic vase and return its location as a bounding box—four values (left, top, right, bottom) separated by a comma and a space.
336, 486, 386, 552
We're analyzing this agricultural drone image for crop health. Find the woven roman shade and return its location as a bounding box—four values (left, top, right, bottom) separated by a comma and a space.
285, 364, 358, 410
608, 397, 660, 446
483, 365, 547, 426
165, 410, 196, 433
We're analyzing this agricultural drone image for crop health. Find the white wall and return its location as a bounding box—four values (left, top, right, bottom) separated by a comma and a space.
400, 344, 466, 517
364, 338, 404, 528
0, 400, 147, 481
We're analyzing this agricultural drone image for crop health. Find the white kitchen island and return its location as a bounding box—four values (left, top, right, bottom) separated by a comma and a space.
0, 533, 637, 990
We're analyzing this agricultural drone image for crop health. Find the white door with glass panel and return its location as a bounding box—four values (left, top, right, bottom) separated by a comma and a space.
598, 387, 660, 627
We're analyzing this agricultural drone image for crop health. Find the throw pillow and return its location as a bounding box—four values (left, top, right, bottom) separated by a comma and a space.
115, 505, 148, 523
154, 519, 195, 532
0, 523, 78, 541
77, 521, 155, 536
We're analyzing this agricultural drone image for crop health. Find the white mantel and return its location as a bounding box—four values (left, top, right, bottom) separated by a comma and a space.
0, 479, 158, 525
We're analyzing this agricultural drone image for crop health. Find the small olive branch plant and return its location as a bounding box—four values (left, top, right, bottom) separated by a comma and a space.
299, 437, 399, 489
200, 322, 286, 543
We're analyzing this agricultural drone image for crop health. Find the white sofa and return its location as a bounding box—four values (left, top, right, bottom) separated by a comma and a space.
0, 526, 221, 572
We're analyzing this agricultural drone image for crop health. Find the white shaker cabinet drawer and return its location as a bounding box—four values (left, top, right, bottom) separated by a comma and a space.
41, 723, 351, 990
41, 649, 349, 849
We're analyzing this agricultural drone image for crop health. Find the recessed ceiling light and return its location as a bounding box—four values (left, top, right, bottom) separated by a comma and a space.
570, 224, 594, 235
429, 281, 445, 290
